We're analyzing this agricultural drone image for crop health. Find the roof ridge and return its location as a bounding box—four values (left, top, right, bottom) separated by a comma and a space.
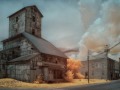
8, 5, 43, 18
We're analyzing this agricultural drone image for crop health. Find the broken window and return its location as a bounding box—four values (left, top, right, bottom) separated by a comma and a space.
32, 29, 35, 35
31, 47, 34, 50
32, 16, 35, 22
12, 50, 15, 55
16, 17, 18, 22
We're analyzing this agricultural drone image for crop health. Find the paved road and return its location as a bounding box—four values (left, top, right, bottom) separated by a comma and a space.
56, 80, 120, 90
0, 80, 120, 90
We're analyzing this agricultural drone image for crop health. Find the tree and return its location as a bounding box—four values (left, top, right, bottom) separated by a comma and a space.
64, 58, 84, 82
64, 70, 74, 82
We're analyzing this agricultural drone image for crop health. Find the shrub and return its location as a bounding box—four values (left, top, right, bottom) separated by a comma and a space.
64, 70, 74, 82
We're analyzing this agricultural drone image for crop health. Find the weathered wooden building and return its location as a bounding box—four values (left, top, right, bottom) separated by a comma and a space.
80, 58, 120, 80
0, 5, 67, 82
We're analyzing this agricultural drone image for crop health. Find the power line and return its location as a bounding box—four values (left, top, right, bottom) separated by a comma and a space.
90, 41, 120, 58
109, 42, 120, 50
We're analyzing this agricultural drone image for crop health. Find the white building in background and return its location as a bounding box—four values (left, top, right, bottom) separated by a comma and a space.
80, 57, 120, 80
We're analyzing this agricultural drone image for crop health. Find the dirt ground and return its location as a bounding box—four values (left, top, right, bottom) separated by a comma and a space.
0, 78, 110, 88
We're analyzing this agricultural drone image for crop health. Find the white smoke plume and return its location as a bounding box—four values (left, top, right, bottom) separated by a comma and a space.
78, 0, 120, 60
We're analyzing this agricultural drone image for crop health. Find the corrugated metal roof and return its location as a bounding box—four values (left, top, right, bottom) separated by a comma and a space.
23, 32, 67, 58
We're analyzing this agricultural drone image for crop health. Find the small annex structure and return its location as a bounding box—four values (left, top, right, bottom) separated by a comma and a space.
0, 5, 67, 82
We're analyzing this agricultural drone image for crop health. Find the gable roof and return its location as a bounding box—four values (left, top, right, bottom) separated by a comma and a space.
8, 5, 43, 18
23, 32, 67, 58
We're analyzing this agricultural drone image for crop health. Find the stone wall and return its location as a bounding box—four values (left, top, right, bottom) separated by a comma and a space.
1, 36, 38, 61
25, 6, 41, 37
20, 38, 38, 56
40, 53, 67, 81
80, 58, 108, 79
9, 10, 26, 37
7, 64, 30, 81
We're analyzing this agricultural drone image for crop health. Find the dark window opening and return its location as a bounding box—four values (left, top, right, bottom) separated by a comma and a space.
32, 16, 35, 22
31, 48, 34, 50
55, 61, 58, 64
32, 29, 35, 35
12, 51, 15, 55
16, 17, 18, 22
53, 70, 62, 79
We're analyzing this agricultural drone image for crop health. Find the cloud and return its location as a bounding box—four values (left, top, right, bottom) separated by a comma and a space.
79, 0, 102, 30
78, 0, 120, 60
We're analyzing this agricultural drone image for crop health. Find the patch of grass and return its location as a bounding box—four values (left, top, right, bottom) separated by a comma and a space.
0, 78, 110, 88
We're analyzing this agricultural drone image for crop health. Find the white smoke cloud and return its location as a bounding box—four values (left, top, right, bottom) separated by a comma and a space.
78, 0, 120, 60
78, 0, 102, 30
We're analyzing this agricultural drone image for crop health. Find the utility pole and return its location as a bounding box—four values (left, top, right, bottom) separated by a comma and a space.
87, 50, 90, 83
105, 45, 109, 80
119, 58, 120, 78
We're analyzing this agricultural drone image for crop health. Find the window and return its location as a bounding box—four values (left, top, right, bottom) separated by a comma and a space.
54, 70, 62, 79
32, 29, 35, 35
31, 48, 34, 50
32, 16, 35, 22
55, 60, 58, 64
12, 51, 15, 54
16, 17, 18, 22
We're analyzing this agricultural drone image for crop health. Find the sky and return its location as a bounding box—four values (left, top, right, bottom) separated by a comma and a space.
0, 0, 120, 60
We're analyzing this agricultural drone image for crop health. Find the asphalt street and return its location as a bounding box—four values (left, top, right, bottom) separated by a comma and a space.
56, 80, 120, 90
